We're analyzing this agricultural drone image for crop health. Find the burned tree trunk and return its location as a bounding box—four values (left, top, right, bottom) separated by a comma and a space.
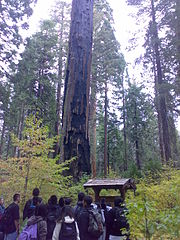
61, 0, 93, 177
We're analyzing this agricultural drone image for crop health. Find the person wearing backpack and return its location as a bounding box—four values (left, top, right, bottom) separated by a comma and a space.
52, 205, 80, 240
19, 203, 47, 240
106, 197, 130, 240
23, 188, 42, 221
3, 193, 20, 240
46, 195, 60, 240
74, 192, 84, 224
78, 195, 103, 240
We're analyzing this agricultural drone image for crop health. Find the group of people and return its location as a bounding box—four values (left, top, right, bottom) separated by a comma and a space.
0, 188, 130, 240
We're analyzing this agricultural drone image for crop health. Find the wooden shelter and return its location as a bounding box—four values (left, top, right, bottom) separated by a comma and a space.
83, 178, 136, 203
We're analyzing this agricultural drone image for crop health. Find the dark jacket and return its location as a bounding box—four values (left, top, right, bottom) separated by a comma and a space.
23, 197, 42, 220
46, 203, 60, 240
74, 201, 83, 222
27, 215, 47, 240
106, 205, 129, 238
78, 206, 99, 240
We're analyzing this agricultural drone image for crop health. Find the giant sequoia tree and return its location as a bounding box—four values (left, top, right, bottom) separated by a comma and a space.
61, 0, 94, 177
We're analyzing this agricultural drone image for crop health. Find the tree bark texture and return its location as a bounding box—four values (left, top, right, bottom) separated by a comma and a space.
89, 74, 97, 178
104, 81, 108, 177
151, 0, 171, 164
134, 100, 141, 170
61, 0, 93, 177
153, 59, 165, 163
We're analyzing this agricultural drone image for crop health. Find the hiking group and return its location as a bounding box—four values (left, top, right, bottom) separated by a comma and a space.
0, 188, 130, 240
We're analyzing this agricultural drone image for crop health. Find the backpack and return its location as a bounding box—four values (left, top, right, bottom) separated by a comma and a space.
18, 224, 37, 240
112, 207, 129, 233
59, 221, 77, 240
47, 205, 59, 239
0, 204, 14, 233
88, 209, 103, 238
47, 205, 59, 222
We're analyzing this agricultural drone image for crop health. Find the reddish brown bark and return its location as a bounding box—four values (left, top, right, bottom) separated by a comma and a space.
89, 74, 97, 178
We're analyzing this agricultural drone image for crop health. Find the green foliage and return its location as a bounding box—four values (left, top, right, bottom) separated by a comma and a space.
0, 0, 37, 76
0, 115, 72, 206
126, 167, 180, 239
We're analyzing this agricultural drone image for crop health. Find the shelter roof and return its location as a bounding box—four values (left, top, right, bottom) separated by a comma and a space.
84, 178, 135, 190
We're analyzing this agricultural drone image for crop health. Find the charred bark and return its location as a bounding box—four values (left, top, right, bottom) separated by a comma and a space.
61, 0, 93, 177
151, 0, 171, 164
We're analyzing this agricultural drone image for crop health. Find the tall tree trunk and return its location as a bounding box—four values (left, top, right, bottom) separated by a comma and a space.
134, 100, 141, 170
54, 6, 65, 158
122, 77, 128, 171
151, 0, 171, 164
104, 81, 108, 177
153, 58, 165, 163
61, 0, 93, 178
0, 118, 6, 159
89, 74, 97, 178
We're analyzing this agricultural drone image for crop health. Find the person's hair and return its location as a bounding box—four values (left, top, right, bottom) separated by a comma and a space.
114, 196, 123, 207
84, 195, 92, 207
13, 193, 20, 202
35, 204, 47, 218
49, 195, 57, 205
57, 206, 74, 222
59, 197, 64, 208
78, 192, 85, 202
100, 198, 106, 210
32, 188, 40, 197
64, 197, 72, 206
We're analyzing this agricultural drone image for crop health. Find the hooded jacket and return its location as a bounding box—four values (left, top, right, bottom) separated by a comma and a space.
27, 215, 47, 240
52, 216, 80, 240
78, 206, 100, 240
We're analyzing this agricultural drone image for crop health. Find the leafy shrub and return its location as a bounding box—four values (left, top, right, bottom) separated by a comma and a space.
126, 167, 180, 239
